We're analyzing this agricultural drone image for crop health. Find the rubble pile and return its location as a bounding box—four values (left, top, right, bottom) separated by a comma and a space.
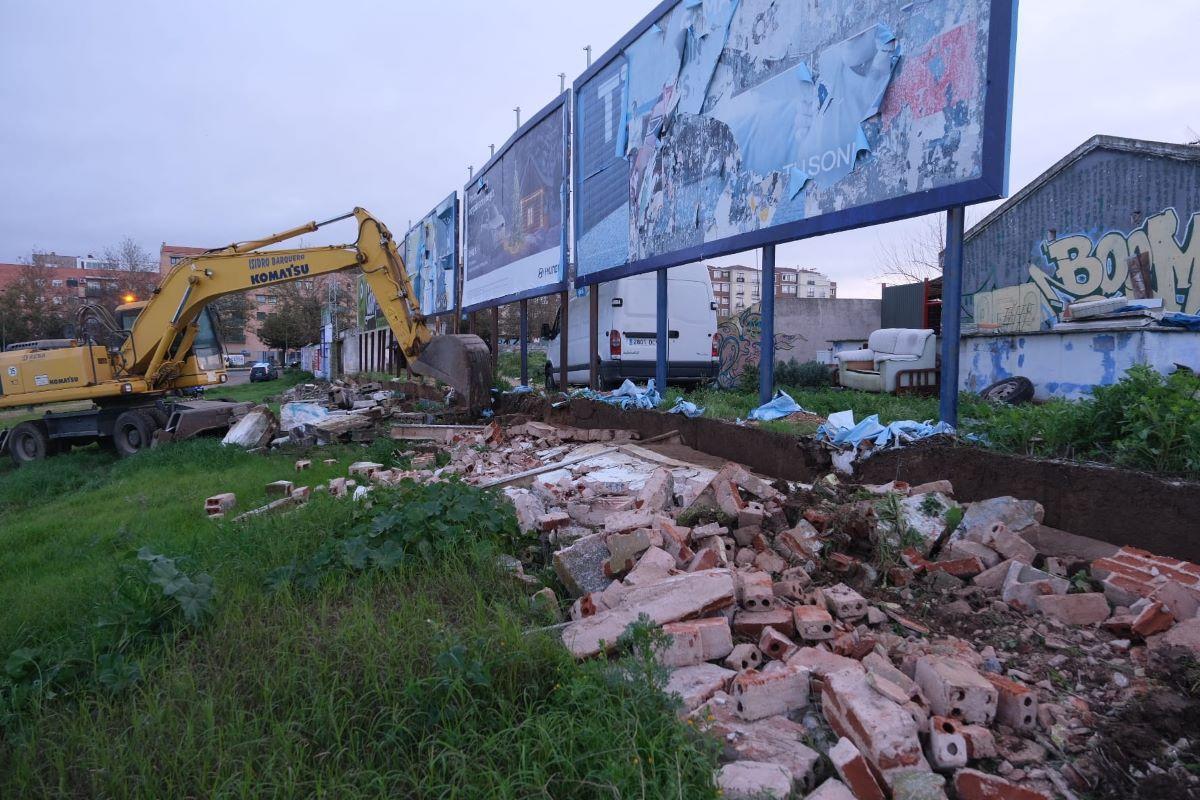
221, 377, 458, 452
214, 416, 1200, 798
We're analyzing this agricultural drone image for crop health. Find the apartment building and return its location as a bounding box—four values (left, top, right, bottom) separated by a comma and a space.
707, 264, 836, 316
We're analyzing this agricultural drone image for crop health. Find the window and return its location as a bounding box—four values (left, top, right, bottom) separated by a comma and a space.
807, 279, 815, 285
255, 294, 267, 303
52, 296, 63, 305
751, 289, 759, 299
256, 311, 267, 320
782, 285, 796, 295
170, 256, 185, 266
51, 279, 63, 287
807, 289, 815, 297
782, 273, 796, 282
267, 296, 277, 304
735, 275, 745, 283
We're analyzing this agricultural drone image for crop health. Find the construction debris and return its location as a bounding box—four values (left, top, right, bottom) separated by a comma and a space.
208, 411, 1200, 798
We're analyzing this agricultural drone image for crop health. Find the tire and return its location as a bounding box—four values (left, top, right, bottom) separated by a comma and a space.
112, 410, 155, 458
8, 421, 50, 466
979, 376, 1035, 405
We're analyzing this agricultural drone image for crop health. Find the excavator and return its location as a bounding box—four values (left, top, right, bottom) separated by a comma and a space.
0, 208, 492, 465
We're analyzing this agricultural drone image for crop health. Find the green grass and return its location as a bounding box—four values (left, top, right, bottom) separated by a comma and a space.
0, 437, 391, 654
205, 369, 315, 409
496, 349, 548, 387
0, 438, 721, 798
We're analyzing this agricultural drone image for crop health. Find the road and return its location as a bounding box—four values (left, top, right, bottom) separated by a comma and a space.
224, 369, 252, 386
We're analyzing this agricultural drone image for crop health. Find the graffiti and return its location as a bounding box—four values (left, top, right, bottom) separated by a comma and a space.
714, 305, 798, 389
1030, 207, 1200, 316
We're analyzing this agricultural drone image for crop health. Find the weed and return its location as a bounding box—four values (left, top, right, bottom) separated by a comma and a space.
774, 359, 833, 388
919, 494, 944, 517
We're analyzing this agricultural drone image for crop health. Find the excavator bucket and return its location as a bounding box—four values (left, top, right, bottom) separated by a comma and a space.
410, 334, 494, 410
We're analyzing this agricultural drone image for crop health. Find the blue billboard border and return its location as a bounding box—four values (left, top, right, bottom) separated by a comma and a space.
571, 0, 1019, 288
461, 90, 571, 313
403, 190, 460, 319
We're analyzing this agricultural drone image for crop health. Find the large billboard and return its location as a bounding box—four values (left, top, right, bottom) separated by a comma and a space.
574, 0, 1017, 284
462, 93, 569, 310
403, 192, 459, 317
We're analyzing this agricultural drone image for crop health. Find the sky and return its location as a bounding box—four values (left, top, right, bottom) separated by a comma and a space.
0, 0, 1196, 299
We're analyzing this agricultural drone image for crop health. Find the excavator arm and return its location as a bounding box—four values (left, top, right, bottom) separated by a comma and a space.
121, 208, 491, 407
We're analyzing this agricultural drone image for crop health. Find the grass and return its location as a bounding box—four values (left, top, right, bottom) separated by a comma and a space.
496, 349, 548, 387
0, 438, 721, 798
205, 368, 316, 410
0, 436, 392, 654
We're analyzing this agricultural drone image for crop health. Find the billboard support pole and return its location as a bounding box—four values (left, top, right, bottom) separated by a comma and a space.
559, 291, 569, 390
656, 268, 668, 395
939, 206, 966, 427
490, 307, 499, 375
519, 299, 529, 386
589, 287, 599, 389
759, 244, 776, 406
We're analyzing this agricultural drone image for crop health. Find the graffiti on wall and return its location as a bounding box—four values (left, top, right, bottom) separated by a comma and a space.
974, 208, 1200, 332
714, 305, 798, 389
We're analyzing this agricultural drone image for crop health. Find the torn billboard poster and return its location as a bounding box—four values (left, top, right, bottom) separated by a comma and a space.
403, 192, 459, 316
463, 93, 569, 310
574, 0, 1017, 284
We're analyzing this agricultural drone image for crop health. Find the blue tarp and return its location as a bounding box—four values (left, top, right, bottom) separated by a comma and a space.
1162, 312, 1200, 331
570, 379, 663, 410
816, 410, 955, 450
744, 390, 806, 421
668, 398, 705, 417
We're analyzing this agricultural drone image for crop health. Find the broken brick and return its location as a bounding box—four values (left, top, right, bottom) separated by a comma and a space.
733, 608, 795, 639
759, 626, 799, 661
821, 667, 928, 784
1132, 601, 1175, 638
537, 510, 571, 532
824, 583, 868, 621
1035, 592, 1110, 625
663, 662, 734, 712
954, 769, 1050, 800
828, 737, 886, 800
715, 761, 791, 800
914, 656, 997, 726
926, 715, 968, 770
736, 571, 776, 611
793, 605, 837, 641
726, 643, 764, 672
294, 459, 311, 471
983, 673, 1037, 731
265, 480, 294, 497
731, 663, 810, 720
204, 493, 236, 516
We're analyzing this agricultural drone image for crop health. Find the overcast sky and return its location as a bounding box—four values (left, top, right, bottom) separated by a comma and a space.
0, 0, 1196, 298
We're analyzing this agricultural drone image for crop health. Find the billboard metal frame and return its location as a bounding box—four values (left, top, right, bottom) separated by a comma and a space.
572, 0, 1020, 287
462, 90, 571, 312
402, 191, 460, 319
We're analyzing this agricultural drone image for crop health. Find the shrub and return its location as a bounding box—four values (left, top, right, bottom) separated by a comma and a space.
738, 362, 760, 394
776, 358, 832, 388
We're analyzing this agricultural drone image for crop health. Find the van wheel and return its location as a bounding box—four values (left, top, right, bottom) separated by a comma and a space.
544, 363, 558, 390
8, 421, 51, 466
112, 410, 155, 457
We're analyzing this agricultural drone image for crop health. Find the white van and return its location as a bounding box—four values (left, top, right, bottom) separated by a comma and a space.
543, 262, 719, 388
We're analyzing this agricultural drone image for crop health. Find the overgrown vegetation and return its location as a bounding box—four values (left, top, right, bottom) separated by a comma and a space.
496, 348, 548, 386
0, 436, 721, 798
671, 364, 1200, 479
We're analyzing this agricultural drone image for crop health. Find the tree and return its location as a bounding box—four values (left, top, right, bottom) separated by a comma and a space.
256, 281, 322, 351
0, 262, 70, 347
874, 211, 978, 285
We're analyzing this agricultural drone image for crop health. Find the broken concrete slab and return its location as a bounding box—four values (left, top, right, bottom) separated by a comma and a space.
552, 532, 611, 598
1035, 592, 1110, 625
561, 569, 736, 658
715, 761, 791, 800
222, 405, 278, 449
694, 692, 821, 791
954, 496, 1044, 541
663, 662, 736, 712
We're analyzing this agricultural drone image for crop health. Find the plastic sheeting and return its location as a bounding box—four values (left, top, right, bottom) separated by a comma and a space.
1162, 312, 1200, 331
668, 397, 705, 417
744, 390, 805, 421
817, 410, 954, 450
570, 379, 663, 410
280, 402, 329, 432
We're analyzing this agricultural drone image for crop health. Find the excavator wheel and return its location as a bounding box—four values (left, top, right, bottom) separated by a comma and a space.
8, 421, 52, 466
112, 410, 157, 458
410, 334, 494, 410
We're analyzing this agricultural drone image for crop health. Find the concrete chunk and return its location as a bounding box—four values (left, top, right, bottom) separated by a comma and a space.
715, 761, 791, 800
1035, 592, 1110, 625
663, 662, 735, 712
552, 532, 611, 597
914, 656, 997, 726
561, 569, 736, 658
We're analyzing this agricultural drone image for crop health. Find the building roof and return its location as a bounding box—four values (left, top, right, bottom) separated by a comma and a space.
0, 262, 127, 289
965, 135, 1200, 243
161, 244, 209, 255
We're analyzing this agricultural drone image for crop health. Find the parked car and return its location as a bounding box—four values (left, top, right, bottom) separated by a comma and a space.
543, 262, 719, 388
249, 362, 279, 382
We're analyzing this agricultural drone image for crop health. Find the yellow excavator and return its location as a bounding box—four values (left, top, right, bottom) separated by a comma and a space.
0, 208, 491, 465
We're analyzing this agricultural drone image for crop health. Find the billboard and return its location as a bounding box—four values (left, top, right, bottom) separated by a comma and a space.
403, 192, 459, 317
462, 92, 569, 310
574, 0, 1018, 284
